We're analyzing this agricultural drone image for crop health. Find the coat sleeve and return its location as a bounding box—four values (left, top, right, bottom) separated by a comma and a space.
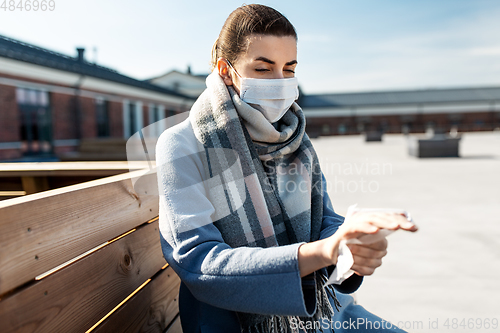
320, 173, 364, 294
155, 121, 316, 317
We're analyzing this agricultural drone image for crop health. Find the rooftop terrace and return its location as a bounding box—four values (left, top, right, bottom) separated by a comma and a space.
313, 131, 500, 332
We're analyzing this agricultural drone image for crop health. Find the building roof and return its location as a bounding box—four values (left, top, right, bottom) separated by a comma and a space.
146, 69, 209, 83
301, 86, 500, 108
0, 34, 192, 99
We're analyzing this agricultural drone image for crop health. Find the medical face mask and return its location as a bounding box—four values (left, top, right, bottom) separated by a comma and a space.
227, 61, 299, 123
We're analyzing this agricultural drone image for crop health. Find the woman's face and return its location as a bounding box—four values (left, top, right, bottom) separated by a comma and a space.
218, 34, 297, 95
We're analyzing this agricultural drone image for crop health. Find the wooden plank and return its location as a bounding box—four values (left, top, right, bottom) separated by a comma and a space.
165, 315, 182, 333
21, 176, 50, 194
47, 175, 114, 190
0, 161, 152, 177
0, 220, 167, 333
0, 177, 23, 191
0, 194, 25, 201
92, 266, 181, 333
0, 168, 159, 295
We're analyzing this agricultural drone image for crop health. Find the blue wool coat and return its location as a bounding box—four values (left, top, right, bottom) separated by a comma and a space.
156, 118, 406, 333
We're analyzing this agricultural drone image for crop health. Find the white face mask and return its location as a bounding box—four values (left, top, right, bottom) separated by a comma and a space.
227, 61, 299, 123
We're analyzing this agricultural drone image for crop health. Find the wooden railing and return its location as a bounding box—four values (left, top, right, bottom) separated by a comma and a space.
0, 166, 181, 333
0, 161, 152, 199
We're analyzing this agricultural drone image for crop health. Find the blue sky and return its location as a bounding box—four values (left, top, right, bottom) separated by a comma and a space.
1, 0, 499, 93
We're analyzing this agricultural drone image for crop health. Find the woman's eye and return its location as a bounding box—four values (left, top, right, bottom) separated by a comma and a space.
285, 69, 295, 74
255, 68, 269, 72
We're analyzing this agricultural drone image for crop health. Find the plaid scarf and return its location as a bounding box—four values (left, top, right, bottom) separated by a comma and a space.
189, 71, 339, 332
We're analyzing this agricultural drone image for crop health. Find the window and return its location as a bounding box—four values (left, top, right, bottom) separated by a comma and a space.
128, 102, 137, 136
96, 98, 110, 137
16, 88, 52, 155
322, 124, 330, 134
149, 105, 163, 124
147, 104, 167, 137
337, 123, 347, 135
123, 100, 143, 138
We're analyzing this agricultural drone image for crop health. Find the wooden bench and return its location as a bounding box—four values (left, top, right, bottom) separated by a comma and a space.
0, 167, 182, 333
0, 161, 151, 200
60, 138, 129, 161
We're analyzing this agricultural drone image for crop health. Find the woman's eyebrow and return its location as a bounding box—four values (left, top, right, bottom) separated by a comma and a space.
254, 57, 298, 66
255, 56, 275, 64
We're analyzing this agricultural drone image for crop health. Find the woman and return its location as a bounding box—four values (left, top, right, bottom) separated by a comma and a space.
156, 4, 416, 332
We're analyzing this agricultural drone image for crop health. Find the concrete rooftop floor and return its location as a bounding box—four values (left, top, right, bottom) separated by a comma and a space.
312, 131, 500, 332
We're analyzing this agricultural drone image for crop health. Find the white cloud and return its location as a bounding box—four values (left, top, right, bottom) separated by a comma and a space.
299, 6, 500, 93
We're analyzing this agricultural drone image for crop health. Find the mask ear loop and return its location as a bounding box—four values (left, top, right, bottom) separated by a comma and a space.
226, 60, 242, 79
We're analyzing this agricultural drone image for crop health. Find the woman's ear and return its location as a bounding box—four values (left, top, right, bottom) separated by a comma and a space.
217, 58, 234, 86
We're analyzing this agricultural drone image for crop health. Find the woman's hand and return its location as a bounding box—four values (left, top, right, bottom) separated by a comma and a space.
298, 212, 417, 277
340, 211, 417, 275
348, 238, 387, 276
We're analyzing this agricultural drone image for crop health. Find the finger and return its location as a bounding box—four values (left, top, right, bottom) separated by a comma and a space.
354, 238, 388, 251
348, 243, 387, 259
389, 213, 418, 231
365, 212, 417, 232
352, 254, 382, 268
351, 264, 376, 276
341, 223, 379, 240
355, 213, 401, 230
403, 222, 418, 232
394, 214, 418, 231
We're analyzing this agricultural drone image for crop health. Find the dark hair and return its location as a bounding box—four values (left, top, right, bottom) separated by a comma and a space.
211, 4, 297, 70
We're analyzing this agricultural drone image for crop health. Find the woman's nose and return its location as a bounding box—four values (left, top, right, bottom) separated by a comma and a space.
273, 71, 285, 79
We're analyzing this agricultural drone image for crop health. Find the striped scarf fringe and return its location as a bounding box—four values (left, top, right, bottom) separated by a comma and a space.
243, 272, 341, 333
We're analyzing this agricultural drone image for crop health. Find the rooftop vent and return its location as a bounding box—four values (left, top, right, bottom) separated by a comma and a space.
76, 47, 85, 63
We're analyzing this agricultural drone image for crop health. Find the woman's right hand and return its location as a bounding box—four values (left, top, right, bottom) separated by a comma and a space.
329, 212, 417, 276
298, 212, 417, 277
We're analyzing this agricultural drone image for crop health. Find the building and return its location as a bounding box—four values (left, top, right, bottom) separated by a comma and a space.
300, 87, 500, 137
148, 68, 500, 138
0, 34, 194, 161
148, 67, 208, 98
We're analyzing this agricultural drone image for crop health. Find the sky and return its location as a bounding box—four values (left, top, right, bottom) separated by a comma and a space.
1, 0, 500, 94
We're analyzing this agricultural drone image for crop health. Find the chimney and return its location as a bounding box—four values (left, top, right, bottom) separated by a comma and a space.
76, 47, 85, 63
187, 65, 191, 75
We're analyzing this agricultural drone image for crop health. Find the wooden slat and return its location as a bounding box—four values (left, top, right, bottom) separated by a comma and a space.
0, 177, 23, 191
165, 315, 182, 333
0, 220, 167, 333
0, 168, 158, 295
47, 175, 116, 190
92, 266, 181, 333
0, 161, 152, 177
0, 194, 25, 201
21, 176, 50, 194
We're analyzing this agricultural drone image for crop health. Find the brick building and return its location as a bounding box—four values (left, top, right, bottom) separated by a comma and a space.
300, 88, 500, 137
0, 34, 194, 161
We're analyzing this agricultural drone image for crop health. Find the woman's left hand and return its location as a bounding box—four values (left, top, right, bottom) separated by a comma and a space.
348, 239, 388, 276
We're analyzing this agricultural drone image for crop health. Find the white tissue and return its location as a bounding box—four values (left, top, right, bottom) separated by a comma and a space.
326, 204, 412, 286
327, 240, 355, 285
